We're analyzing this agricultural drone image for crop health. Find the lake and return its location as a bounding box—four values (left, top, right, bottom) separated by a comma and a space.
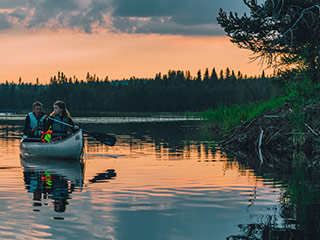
0, 116, 319, 239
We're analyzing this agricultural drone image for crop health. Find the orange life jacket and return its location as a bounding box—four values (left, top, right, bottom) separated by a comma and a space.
41, 129, 53, 143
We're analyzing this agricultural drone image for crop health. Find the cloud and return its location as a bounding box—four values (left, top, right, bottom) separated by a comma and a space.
112, 16, 225, 36
0, 0, 27, 9
25, 0, 112, 33
26, 0, 80, 29
0, 0, 112, 33
0, 13, 12, 30
66, 0, 113, 33
112, 0, 246, 24
110, 0, 247, 35
9, 8, 29, 22
0, 0, 247, 36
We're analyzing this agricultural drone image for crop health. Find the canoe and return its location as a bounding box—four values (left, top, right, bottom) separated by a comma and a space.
20, 129, 84, 160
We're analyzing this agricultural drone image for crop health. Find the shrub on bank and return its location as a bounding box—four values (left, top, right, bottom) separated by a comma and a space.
202, 95, 288, 133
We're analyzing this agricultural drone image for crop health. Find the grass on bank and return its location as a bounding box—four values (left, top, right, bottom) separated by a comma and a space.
202, 95, 289, 133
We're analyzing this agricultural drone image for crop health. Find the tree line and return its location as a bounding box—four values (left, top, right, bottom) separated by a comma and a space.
0, 68, 279, 113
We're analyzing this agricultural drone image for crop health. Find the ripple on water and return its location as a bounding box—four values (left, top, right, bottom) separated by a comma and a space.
0, 121, 292, 240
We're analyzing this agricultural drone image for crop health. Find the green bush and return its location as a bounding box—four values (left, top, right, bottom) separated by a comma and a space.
202, 96, 288, 132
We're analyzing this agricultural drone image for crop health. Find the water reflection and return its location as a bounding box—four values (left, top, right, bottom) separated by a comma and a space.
20, 155, 117, 219
2, 119, 316, 239
225, 148, 320, 240
0, 123, 22, 139
89, 169, 117, 183
21, 156, 84, 214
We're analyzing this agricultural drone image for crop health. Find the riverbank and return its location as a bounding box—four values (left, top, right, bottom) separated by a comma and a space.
214, 101, 320, 154
201, 95, 320, 155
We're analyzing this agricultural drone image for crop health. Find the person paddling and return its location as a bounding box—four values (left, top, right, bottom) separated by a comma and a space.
43, 100, 78, 141
23, 101, 46, 139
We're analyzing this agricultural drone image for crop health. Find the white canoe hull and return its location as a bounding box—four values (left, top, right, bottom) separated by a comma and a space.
20, 129, 84, 160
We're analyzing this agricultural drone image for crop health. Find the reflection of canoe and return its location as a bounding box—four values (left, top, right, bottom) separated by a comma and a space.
20, 130, 84, 160
20, 156, 84, 189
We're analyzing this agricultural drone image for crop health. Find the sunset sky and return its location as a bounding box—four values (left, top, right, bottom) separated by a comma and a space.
0, 0, 270, 84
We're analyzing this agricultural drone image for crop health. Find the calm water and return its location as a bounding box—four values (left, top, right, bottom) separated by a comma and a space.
0, 117, 319, 239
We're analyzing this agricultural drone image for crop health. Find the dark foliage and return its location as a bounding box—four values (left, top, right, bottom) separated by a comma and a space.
0, 69, 278, 113
218, 0, 320, 83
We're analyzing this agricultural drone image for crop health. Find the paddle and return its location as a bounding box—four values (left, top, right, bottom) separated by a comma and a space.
47, 117, 116, 146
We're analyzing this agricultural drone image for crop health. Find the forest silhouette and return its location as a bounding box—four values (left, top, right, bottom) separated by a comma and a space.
0, 68, 278, 113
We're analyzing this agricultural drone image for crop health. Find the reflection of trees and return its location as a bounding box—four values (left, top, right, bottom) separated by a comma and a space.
227, 222, 300, 240
225, 149, 320, 239
0, 123, 21, 139
84, 121, 233, 164
84, 121, 205, 154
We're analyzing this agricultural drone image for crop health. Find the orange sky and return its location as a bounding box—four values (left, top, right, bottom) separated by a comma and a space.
0, 30, 271, 84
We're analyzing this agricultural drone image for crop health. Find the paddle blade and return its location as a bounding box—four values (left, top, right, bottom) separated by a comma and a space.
88, 132, 116, 146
